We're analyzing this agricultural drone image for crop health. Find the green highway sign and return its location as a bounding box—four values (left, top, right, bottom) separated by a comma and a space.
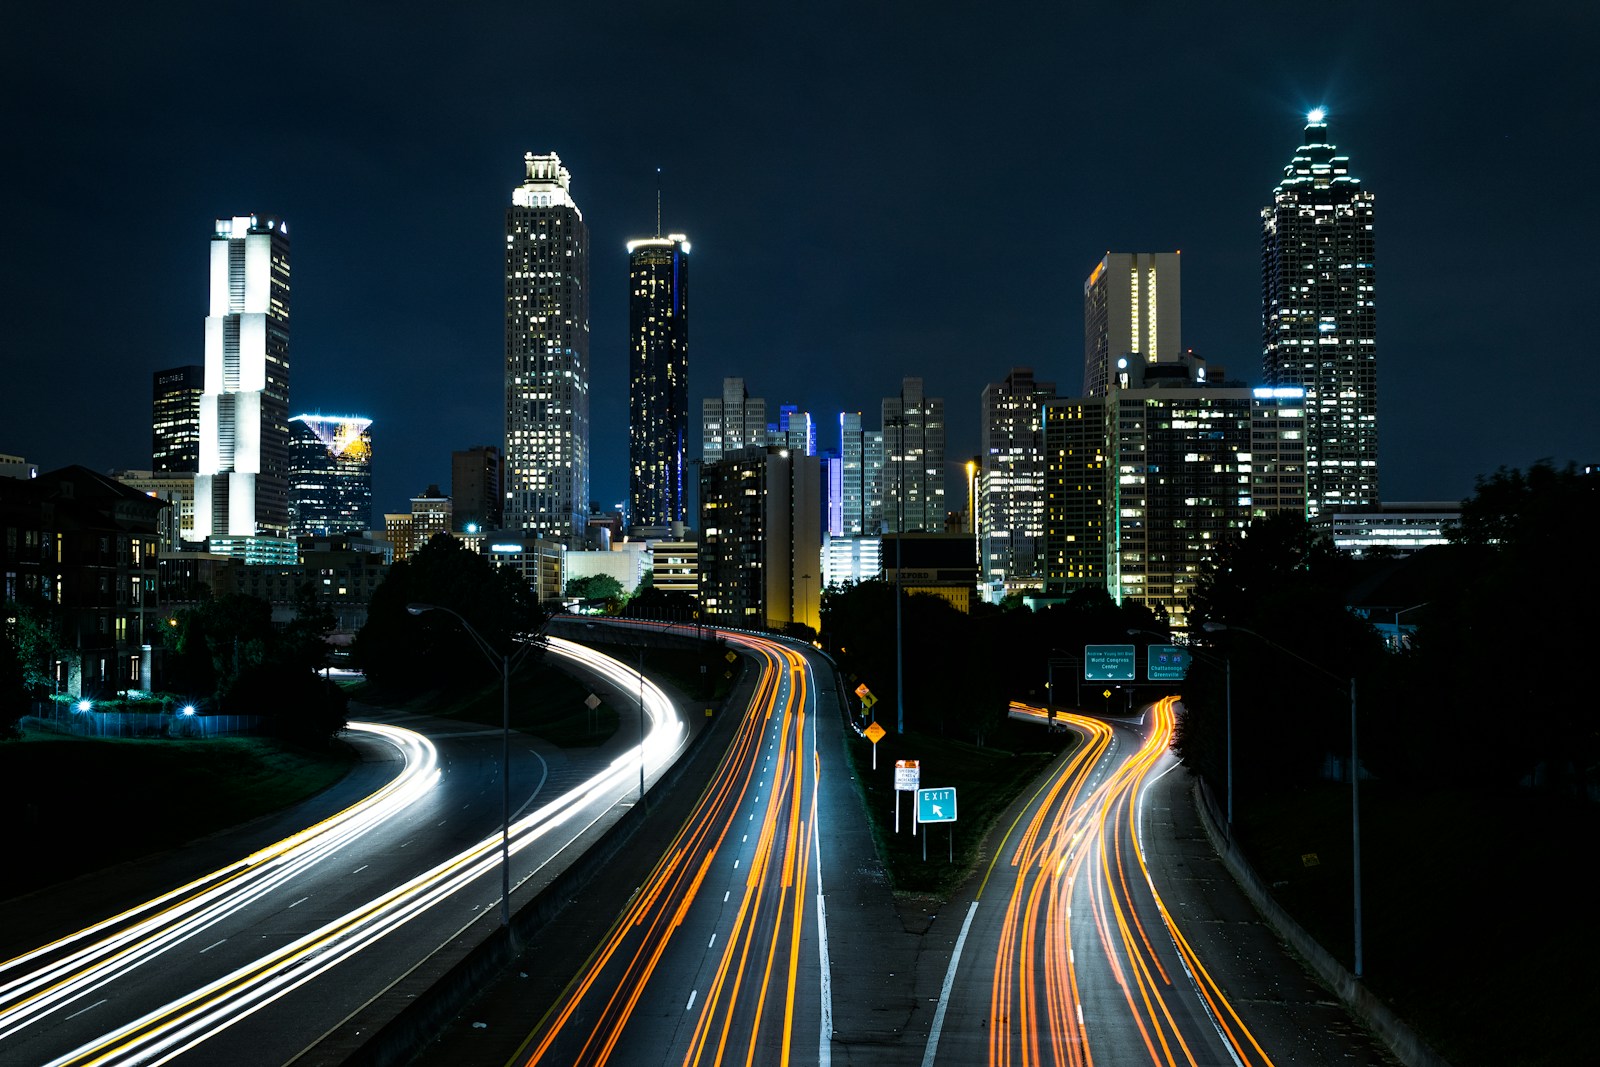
1147, 645, 1193, 681
1084, 644, 1136, 681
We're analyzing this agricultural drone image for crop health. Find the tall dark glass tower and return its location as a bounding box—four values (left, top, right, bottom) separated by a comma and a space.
505, 153, 589, 541
1262, 110, 1378, 518
152, 365, 204, 472
626, 233, 690, 529
287, 415, 373, 537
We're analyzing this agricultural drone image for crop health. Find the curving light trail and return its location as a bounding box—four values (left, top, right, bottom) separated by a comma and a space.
0, 721, 441, 1042
515, 625, 826, 1067
982, 698, 1275, 1067
0, 636, 684, 1067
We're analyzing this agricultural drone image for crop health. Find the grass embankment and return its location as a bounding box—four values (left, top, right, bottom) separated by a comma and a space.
0, 734, 355, 900
1237, 782, 1598, 1067
841, 717, 1071, 897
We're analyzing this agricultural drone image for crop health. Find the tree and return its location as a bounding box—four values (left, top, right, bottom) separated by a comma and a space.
355, 534, 541, 693
0, 618, 29, 737
1178, 513, 1380, 801
565, 574, 625, 612
1407, 461, 1600, 792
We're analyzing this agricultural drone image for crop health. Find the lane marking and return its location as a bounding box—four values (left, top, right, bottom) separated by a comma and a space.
288, 897, 309, 908
708, 934, 717, 948
920, 901, 980, 1067
65, 999, 107, 1021
353, 865, 369, 874
198, 940, 226, 954
686, 989, 698, 1011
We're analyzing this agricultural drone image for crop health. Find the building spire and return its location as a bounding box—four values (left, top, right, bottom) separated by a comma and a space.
655, 166, 662, 238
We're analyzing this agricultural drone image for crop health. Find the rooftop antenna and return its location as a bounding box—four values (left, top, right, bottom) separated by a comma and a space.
655, 166, 662, 238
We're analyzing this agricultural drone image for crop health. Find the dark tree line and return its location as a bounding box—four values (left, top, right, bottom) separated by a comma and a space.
821, 581, 1162, 747
1175, 461, 1600, 806
354, 534, 542, 694
164, 584, 348, 744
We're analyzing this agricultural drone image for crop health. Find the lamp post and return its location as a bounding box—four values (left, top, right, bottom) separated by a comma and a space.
1202, 620, 1362, 978
407, 602, 517, 929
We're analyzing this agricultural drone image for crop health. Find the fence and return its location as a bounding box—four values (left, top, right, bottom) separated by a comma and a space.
24, 703, 266, 740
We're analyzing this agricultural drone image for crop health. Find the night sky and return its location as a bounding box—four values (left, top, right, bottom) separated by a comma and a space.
5, 4, 1596, 519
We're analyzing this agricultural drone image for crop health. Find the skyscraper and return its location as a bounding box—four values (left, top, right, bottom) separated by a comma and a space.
1262, 110, 1378, 518
287, 414, 373, 538
505, 152, 590, 541
980, 367, 1056, 598
703, 377, 766, 462
699, 446, 821, 631
771, 404, 816, 456
193, 214, 293, 559
1083, 252, 1181, 398
451, 445, 502, 533
627, 232, 690, 529
152, 365, 204, 473
838, 412, 884, 536
882, 378, 944, 533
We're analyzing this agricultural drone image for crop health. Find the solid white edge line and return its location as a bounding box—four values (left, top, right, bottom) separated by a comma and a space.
920, 901, 980, 1067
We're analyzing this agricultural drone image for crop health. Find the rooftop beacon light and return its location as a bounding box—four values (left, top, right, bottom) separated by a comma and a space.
1307, 107, 1327, 124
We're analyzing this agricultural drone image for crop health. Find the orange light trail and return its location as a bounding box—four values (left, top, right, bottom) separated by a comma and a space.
516, 630, 822, 1067
983, 698, 1277, 1067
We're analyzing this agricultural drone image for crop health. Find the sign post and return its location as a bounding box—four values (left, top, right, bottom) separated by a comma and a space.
864, 719, 885, 768
894, 760, 920, 834
916, 787, 958, 862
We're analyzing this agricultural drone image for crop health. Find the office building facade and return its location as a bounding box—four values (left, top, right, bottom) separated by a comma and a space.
1262, 111, 1378, 518
193, 214, 292, 558
627, 233, 690, 529
451, 445, 502, 533
882, 378, 944, 533
505, 152, 590, 541
838, 412, 884, 537
1083, 252, 1181, 398
287, 414, 373, 538
152, 365, 204, 473
1041, 358, 1307, 626
980, 368, 1056, 598
699, 446, 822, 631
702, 377, 767, 462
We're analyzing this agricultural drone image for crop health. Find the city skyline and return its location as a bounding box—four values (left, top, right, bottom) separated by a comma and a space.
5, 7, 1595, 519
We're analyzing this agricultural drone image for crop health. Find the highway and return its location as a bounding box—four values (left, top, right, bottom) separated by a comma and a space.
923, 698, 1278, 1066
0, 635, 686, 1067
510, 625, 832, 1067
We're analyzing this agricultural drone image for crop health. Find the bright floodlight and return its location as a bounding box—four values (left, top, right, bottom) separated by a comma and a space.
1307, 107, 1326, 124
77, 699, 92, 712
182, 705, 197, 716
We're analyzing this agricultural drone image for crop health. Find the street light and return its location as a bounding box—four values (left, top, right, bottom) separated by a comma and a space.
1202, 620, 1364, 978
407, 602, 524, 929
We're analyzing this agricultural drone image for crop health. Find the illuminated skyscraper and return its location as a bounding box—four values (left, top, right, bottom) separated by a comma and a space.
192, 214, 293, 560
152, 365, 203, 473
627, 232, 689, 529
1262, 110, 1378, 517
882, 378, 944, 533
980, 367, 1055, 598
838, 412, 884, 536
287, 415, 373, 537
771, 404, 815, 456
1083, 252, 1181, 398
505, 152, 590, 541
703, 377, 766, 462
